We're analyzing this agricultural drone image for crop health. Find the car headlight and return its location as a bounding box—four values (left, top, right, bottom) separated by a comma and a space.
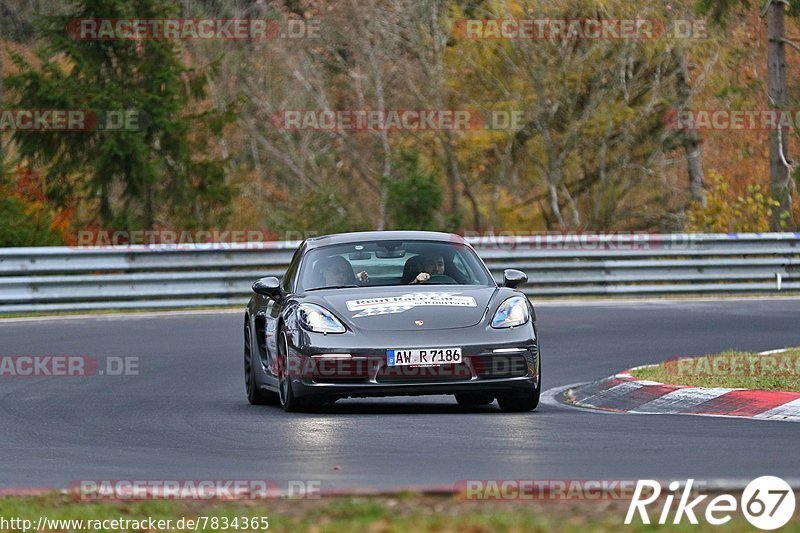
491, 296, 530, 328
297, 303, 346, 334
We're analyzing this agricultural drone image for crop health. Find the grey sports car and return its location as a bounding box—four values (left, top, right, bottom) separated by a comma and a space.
243, 231, 540, 412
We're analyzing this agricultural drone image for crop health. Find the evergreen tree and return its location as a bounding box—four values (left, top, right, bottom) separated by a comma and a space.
4, 0, 233, 230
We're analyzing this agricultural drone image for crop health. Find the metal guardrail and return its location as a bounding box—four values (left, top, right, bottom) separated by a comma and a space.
0, 233, 798, 313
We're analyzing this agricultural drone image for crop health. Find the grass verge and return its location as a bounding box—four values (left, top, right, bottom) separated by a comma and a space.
630, 348, 800, 392
1, 492, 798, 532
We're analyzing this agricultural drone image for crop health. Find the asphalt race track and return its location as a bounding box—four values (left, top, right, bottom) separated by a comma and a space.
1, 298, 799, 491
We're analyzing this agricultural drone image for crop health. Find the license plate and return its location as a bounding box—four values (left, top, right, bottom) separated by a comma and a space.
387, 348, 462, 366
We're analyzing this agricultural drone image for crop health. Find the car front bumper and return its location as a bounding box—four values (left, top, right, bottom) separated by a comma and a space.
285, 324, 540, 399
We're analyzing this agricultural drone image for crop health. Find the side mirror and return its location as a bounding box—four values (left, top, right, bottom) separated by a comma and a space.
252, 276, 281, 298
503, 269, 528, 289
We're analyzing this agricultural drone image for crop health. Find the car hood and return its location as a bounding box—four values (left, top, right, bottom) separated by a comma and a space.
301, 285, 499, 331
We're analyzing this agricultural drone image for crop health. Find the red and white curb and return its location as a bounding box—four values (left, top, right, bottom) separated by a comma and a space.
565, 350, 800, 422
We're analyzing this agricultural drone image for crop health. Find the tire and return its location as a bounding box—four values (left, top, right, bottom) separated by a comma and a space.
455, 393, 495, 406
244, 324, 277, 405
278, 330, 320, 412
497, 362, 541, 412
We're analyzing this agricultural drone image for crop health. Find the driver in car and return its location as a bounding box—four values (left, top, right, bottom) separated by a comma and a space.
411, 253, 445, 284
320, 256, 356, 287
319, 256, 370, 287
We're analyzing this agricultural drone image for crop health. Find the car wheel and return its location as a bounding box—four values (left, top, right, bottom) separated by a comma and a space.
497, 363, 541, 412
278, 330, 319, 412
244, 324, 277, 405
455, 393, 495, 406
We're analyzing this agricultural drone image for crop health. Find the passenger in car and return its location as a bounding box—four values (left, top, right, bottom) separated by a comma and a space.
318, 256, 357, 287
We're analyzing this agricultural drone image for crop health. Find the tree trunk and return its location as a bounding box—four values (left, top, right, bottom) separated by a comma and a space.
673, 50, 706, 207
0, 10, 4, 157
440, 129, 462, 227
683, 130, 705, 206
767, 0, 795, 230
144, 186, 154, 229
547, 182, 565, 228
352, 0, 392, 231
375, 119, 391, 231
100, 183, 112, 226
461, 176, 481, 230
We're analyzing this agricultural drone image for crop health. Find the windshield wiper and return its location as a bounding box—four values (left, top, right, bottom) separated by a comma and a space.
306, 284, 361, 291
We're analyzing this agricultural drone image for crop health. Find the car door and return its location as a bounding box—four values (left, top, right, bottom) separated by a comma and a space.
262, 243, 304, 378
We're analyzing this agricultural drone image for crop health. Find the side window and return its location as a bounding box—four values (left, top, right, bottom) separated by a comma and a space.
451, 252, 470, 282
282, 246, 303, 292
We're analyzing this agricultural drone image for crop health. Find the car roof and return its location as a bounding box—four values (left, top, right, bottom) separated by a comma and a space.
303, 231, 465, 250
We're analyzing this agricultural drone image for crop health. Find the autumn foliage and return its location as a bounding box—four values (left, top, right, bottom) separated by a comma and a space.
1, 0, 799, 244
0, 166, 74, 245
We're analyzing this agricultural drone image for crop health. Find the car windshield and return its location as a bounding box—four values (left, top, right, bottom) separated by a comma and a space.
297, 240, 495, 291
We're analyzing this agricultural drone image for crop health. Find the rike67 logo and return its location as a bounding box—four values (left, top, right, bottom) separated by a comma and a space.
626, 477, 795, 530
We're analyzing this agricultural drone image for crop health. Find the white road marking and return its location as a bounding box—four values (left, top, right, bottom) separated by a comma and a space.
754, 398, 800, 421
633, 387, 732, 414
569, 381, 643, 407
